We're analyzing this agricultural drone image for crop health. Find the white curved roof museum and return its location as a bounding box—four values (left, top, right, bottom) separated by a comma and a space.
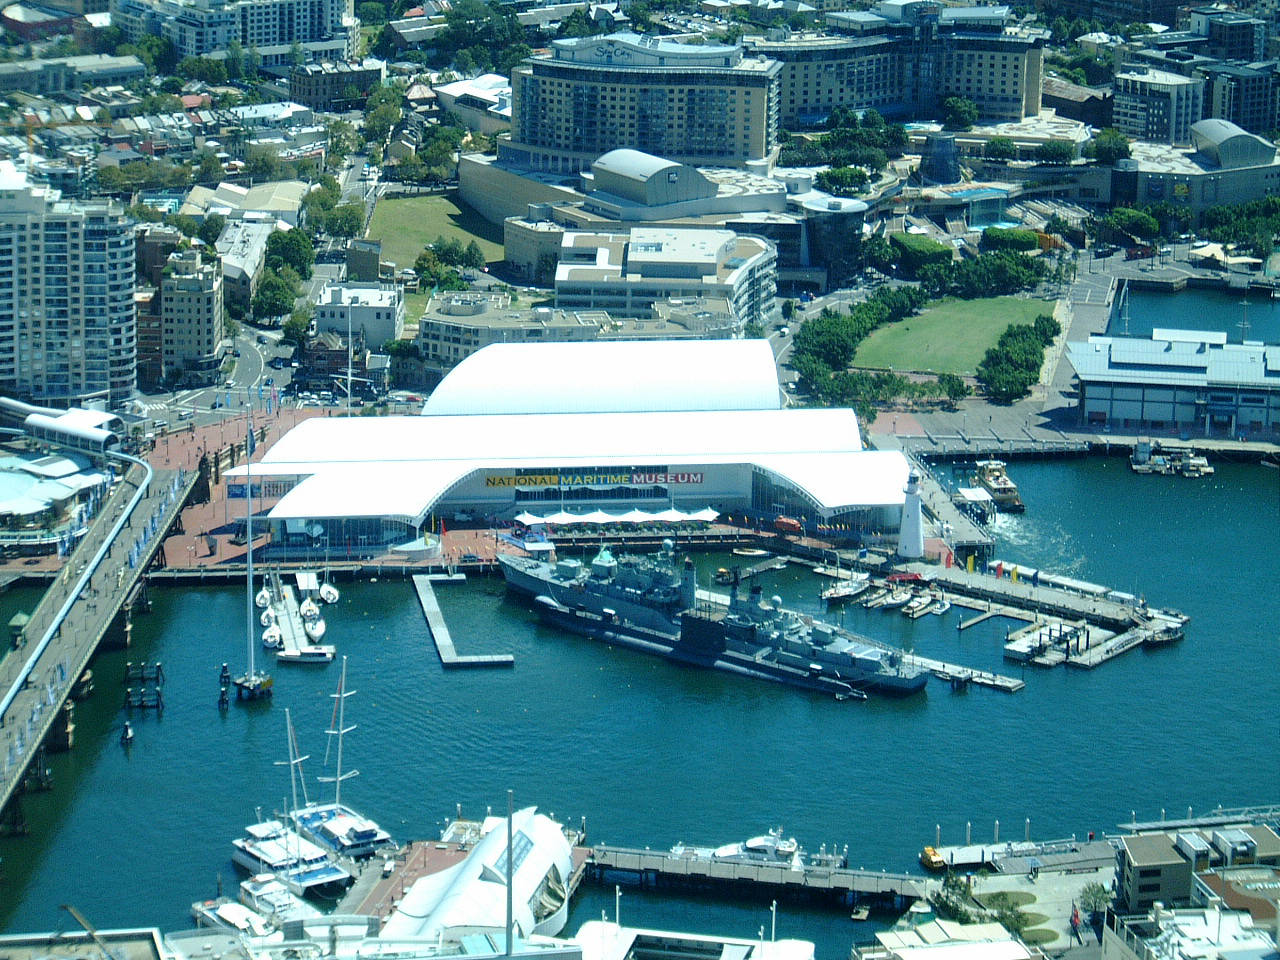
230, 340, 910, 526
421, 339, 782, 416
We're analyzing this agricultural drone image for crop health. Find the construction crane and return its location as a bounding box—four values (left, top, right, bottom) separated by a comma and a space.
59, 904, 123, 960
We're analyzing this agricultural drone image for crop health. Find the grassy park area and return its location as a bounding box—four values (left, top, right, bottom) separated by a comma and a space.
366, 192, 504, 271
852, 296, 1049, 376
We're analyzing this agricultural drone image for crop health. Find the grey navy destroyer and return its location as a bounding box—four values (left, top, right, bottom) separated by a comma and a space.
498, 542, 928, 697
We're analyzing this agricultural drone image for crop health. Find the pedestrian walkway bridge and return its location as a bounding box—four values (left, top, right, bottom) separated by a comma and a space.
0, 459, 196, 824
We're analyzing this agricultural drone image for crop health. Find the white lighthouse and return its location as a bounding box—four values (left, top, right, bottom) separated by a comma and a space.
897, 470, 925, 560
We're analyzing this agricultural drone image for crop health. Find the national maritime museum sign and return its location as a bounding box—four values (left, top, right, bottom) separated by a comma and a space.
486, 470, 706, 488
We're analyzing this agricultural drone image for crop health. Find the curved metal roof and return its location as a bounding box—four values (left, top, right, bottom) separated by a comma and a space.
422, 340, 782, 416
593, 149, 682, 182
1190, 118, 1242, 147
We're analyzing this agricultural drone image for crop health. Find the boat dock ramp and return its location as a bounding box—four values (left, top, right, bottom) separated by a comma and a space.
927, 835, 1117, 875
267, 572, 332, 664
584, 843, 929, 907
411, 576, 513, 669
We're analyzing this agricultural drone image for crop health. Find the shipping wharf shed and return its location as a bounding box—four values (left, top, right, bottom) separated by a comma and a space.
227, 340, 911, 555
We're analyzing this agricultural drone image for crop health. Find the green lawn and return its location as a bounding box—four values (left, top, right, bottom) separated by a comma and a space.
852, 296, 1051, 376
366, 192, 504, 271
1019, 929, 1058, 946
976, 891, 1037, 909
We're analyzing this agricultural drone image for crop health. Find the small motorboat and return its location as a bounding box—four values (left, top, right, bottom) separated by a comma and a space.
260, 608, 276, 628
299, 598, 320, 620
319, 582, 339, 604
902, 593, 933, 618
732, 548, 769, 558
931, 598, 952, 615
713, 567, 734, 585
255, 585, 272, 608
120, 721, 134, 746
304, 617, 326, 641
262, 625, 283, 649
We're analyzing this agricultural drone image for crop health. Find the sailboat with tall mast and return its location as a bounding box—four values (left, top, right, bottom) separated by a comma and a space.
289, 657, 394, 859
231, 709, 352, 898
234, 404, 273, 701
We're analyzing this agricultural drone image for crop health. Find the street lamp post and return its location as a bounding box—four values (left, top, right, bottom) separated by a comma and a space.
770, 901, 777, 942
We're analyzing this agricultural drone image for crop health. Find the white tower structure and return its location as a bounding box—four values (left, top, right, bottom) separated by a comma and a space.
897, 470, 924, 560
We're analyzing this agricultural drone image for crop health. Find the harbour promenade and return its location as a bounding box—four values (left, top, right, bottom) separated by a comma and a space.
0, 459, 195, 823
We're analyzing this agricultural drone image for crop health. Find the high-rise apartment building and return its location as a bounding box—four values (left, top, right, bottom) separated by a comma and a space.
1201, 62, 1277, 135
1188, 7, 1266, 62
504, 33, 781, 174
161, 248, 225, 385
114, 0, 355, 62
1114, 67, 1205, 145
0, 161, 136, 405
748, 2, 1044, 127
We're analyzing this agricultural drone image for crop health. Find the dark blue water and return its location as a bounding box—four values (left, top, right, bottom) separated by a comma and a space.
1, 458, 1277, 956
1110, 287, 1280, 343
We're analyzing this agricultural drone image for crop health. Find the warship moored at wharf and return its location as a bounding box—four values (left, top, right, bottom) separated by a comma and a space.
498, 541, 696, 634
517, 544, 927, 697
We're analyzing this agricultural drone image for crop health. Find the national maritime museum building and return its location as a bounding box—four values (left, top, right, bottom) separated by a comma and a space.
229, 340, 912, 556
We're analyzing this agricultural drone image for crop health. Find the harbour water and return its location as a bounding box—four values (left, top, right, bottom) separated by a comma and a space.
1109, 286, 1280, 342
1, 458, 1278, 956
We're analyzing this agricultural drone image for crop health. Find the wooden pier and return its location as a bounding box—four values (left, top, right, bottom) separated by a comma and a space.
411, 576, 513, 669
584, 844, 930, 905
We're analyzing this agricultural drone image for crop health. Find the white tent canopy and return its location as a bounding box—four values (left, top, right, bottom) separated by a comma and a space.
513, 507, 719, 526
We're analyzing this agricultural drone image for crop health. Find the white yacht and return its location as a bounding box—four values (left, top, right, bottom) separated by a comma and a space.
239, 874, 323, 925
230, 819, 351, 898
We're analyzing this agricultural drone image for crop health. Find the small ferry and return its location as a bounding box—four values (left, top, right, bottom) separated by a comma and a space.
973, 460, 1024, 512
919, 845, 946, 871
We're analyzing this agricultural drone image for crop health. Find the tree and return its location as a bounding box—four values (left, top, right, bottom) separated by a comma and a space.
1079, 882, 1111, 920
1107, 206, 1159, 240
244, 145, 281, 180
178, 55, 227, 84
195, 152, 224, 183
324, 203, 365, 238
226, 39, 244, 79
942, 96, 978, 131
1044, 213, 1070, 237
252, 269, 298, 319
861, 235, 894, 272
289, 40, 304, 67
815, 165, 869, 196
936, 373, 970, 407
1033, 141, 1075, 165
743, 321, 765, 338
281, 306, 312, 344
556, 8, 601, 37
266, 228, 315, 280
463, 240, 485, 270
1090, 127, 1131, 165
198, 213, 226, 246
984, 136, 1016, 161
165, 213, 201, 238
781, 299, 796, 320
358, 1, 388, 22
